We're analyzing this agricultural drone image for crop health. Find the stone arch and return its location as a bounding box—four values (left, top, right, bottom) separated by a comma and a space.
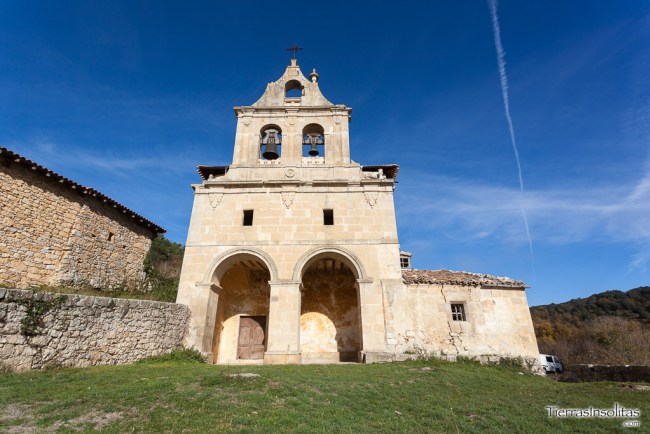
202, 247, 279, 287
302, 123, 324, 136
200, 248, 278, 364
292, 246, 367, 282
260, 123, 283, 136
295, 247, 366, 363
285, 79, 304, 98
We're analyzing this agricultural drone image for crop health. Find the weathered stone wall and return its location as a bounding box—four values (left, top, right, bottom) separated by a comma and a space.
0, 161, 154, 289
0, 289, 190, 372
387, 283, 540, 366
300, 265, 360, 363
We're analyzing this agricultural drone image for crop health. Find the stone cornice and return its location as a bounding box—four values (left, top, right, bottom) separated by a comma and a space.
199, 179, 395, 189
234, 105, 352, 116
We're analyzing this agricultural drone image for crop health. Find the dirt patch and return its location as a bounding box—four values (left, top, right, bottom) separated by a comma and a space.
67, 410, 123, 430
620, 384, 650, 391
0, 404, 37, 433
0, 404, 32, 422
4, 425, 38, 434
7, 409, 126, 432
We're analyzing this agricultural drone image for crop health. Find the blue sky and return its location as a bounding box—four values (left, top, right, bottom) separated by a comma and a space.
1, 1, 648, 306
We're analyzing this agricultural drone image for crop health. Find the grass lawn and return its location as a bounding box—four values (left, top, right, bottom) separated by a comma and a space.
0, 354, 647, 433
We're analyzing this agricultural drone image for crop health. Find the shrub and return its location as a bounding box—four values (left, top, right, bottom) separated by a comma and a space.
136, 349, 205, 364
143, 235, 184, 302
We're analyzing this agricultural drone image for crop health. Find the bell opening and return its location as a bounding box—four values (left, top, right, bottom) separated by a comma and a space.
260, 125, 282, 161
302, 124, 325, 158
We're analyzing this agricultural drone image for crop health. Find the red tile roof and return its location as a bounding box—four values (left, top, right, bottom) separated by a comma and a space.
0, 146, 165, 235
402, 269, 526, 288
197, 165, 229, 181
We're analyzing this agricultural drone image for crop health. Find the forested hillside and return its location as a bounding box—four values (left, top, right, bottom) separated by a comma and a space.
530, 287, 650, 365
531, 287, 649, 324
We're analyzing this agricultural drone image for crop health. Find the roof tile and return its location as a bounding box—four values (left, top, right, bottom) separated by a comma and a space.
402, 269, 526, 287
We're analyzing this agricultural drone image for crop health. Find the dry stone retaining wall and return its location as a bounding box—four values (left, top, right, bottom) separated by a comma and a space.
0, 289, 189, 372
564, 364, 650, 383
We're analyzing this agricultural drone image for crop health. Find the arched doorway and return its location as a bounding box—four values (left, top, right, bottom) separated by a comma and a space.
299, 253, 362, 362
210, 253, 271, 364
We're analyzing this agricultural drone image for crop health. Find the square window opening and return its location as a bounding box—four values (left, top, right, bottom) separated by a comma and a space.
323, 209, 334, 225
451, 304, 466, 322
243, 210, 254, 226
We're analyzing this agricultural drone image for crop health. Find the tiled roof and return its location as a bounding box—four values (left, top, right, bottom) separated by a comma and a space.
197, 165, 229, 181
0, 146, 165, 235
402, 269, 526, 288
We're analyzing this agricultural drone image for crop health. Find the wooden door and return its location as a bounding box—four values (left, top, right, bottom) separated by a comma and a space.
237, 316, 266, 359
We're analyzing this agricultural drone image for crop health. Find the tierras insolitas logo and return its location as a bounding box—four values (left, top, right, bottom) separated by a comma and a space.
547, 403, 641, 428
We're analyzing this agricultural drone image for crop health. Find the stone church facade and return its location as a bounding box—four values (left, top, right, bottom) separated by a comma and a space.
0, 147, 164, 289
177, 59, 540, 365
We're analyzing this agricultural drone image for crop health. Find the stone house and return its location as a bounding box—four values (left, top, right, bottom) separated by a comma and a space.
0, 147, 164, 289
176, 59, 540, 365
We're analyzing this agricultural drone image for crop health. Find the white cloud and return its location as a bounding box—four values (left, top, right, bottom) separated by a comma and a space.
397, 163, 650, 269
16, 140, 202, 178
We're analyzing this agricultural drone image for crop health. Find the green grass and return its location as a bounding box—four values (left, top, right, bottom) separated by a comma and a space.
19, 284, 175, 303
0, 355, 647, 433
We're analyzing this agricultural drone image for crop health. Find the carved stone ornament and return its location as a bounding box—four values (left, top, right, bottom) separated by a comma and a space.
364, 191, 380, 208
208, 193, 223, 209
242, 116, 251, 126
281, 192, 295, 209
285, 168, 296, 178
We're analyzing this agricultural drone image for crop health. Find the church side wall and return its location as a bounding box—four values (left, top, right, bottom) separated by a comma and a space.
0, 289, 189, 372
0, 163, 154, 289
390, 283, 540, 364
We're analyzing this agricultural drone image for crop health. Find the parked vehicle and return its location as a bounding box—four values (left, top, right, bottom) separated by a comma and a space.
540, 354, 563, 373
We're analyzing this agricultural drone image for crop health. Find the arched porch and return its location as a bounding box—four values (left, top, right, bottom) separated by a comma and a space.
198, 248, 278, 364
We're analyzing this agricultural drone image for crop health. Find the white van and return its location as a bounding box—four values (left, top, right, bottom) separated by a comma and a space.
540, 354, 563, 373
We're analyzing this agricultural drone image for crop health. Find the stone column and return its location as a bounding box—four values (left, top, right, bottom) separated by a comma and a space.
339, 115, 351, 163
324, 132, 336, 163
264, 280, 301, 364
193, 283, 221, 361
284, 108, 299, 163
357, 278, 391, 363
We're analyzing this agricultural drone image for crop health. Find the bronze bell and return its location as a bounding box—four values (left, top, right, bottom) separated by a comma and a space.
304, 133, 323, 156
262, 129, 280, 160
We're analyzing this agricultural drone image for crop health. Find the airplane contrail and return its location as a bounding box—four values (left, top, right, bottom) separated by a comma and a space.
487, 0, 535, 275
